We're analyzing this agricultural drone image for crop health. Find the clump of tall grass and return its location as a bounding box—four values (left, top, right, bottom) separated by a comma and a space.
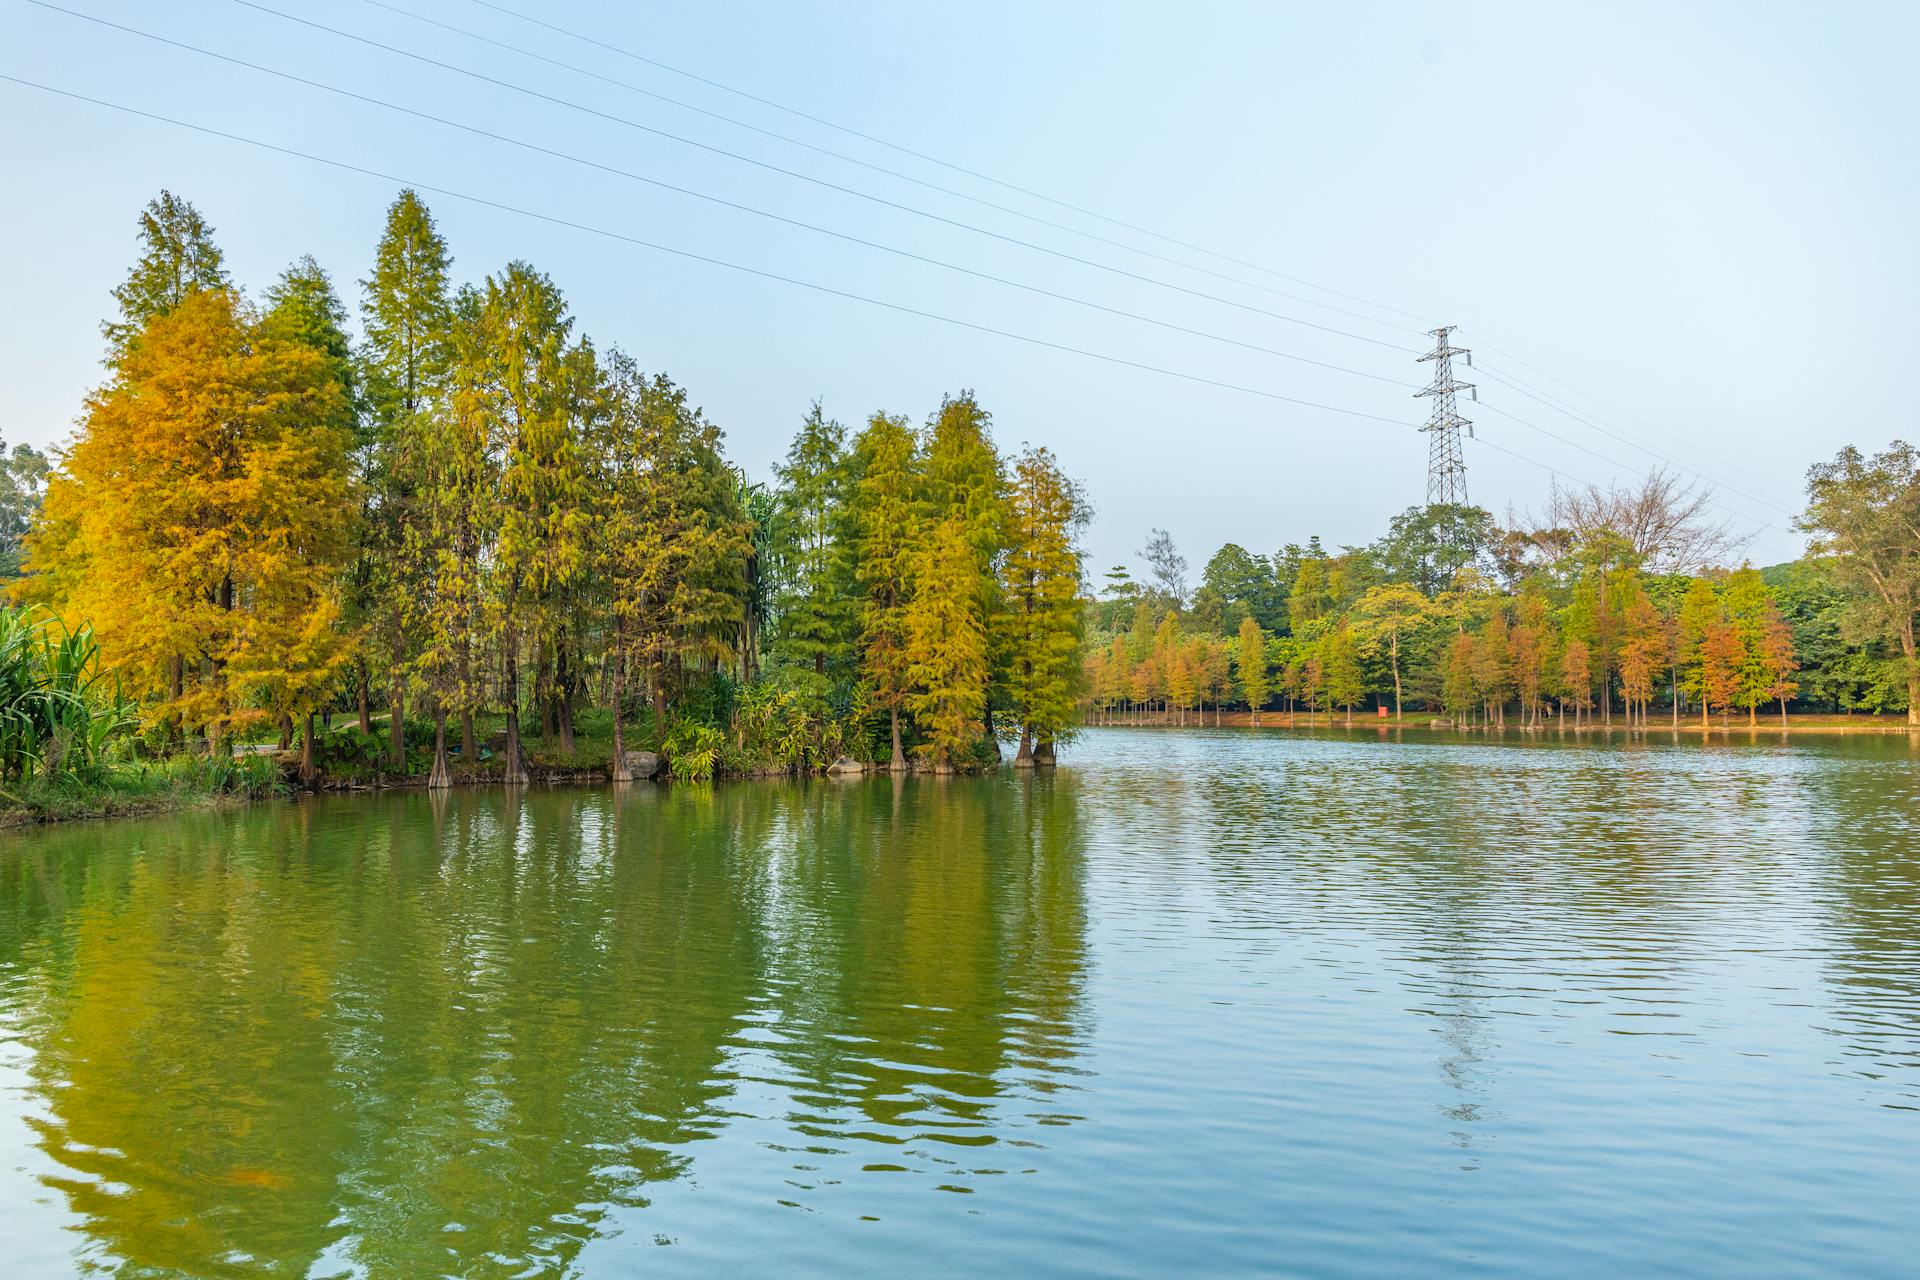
0, 606, 282, 822
0, 606, 138, 786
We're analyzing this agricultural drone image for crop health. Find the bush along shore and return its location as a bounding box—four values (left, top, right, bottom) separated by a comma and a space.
0, 647, 1053, 828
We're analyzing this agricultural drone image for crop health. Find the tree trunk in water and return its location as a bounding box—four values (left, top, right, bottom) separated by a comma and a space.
357, 660, 372, 734
502, 623, 529, 784
389, 681, 406, 771
428, 706, 452, 789
1034, 735, 1057, 766
889, 707, 906, 772
1014, 723, 1034, 767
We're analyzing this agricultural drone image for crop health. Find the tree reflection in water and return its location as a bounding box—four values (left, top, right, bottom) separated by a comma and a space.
0, 773, 1089, 1276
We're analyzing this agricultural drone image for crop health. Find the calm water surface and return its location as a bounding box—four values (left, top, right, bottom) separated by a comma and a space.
1, 727, 1918, 1277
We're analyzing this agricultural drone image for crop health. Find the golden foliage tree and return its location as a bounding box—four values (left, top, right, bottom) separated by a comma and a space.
27, 288, 354, 749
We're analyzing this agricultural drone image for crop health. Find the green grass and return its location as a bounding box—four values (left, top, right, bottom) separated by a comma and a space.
0, 752, 283, 826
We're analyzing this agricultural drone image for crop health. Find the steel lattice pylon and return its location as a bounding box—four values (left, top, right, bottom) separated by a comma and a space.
1415, 326, 1475, 507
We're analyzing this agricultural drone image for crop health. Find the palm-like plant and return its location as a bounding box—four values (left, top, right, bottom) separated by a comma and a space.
0, 607, 139, 783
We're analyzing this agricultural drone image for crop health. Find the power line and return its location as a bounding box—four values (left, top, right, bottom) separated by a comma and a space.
1460, 328, 1800, 502
10, 70, 1798, 561
218, 0, 1423, 356
7, 73, 1799, 562
392, 0, 1804, 533
354, 0, 1431, 340
453, 0, 1441, 330
1473, 434, 1802, 564
31, 1, 1422, 392
0, 75, 1422, 432
1472, 397, 1793, 537
1472, 364, 1798, 517
363, 0, 1816, 536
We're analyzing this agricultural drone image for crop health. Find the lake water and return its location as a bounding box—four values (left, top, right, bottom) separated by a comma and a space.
1, 727, 1917, 1277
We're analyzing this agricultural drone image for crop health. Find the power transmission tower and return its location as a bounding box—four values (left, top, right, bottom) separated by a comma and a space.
1416, 325, 1475, 506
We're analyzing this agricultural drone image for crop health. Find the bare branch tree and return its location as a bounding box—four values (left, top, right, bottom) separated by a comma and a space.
1510, 468, 1752, 573
1139, 527, 1188, 607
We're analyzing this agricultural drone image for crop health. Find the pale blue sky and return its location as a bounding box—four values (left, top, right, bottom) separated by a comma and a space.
3, 0, 1913, 572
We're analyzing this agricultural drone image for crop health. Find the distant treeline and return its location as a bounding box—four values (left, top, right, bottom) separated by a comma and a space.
12, 189, 1086, 781
1086, 458, 1920, 728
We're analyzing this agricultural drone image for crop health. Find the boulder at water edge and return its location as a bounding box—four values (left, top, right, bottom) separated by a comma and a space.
615, 750, 661, 781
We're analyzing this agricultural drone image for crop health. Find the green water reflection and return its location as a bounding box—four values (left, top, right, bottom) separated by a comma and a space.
3, 728, 1920, 1277
0, 776, 1087, 1276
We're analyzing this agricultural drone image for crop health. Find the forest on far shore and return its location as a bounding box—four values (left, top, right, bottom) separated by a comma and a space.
1083, 457, 1920, 730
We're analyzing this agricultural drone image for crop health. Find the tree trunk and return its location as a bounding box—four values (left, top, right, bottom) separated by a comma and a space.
556, 638, 577, 754
610, 655, 631, 781
535, 646, 555, 740
890, 707, 906, 772
277, 714, 293, 753
1392, 643, 1403, 723
1779, 696, 1788, 729
300, 712, 317, 786
1906, 630, 1919, 727
389, 680, 406, 771
502, 622, 529, 784
461, 710, 476, 763
167, 655, 185, 749
357, 660, 372, 734
1014, 723, 1034, 767
1034, 735, 1057, 766
428, 706, 452, 789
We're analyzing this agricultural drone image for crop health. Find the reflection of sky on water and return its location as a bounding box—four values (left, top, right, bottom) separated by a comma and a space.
0, 726, 1914, 1276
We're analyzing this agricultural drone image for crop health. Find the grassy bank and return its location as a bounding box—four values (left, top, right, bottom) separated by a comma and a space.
0, 753, 283, 828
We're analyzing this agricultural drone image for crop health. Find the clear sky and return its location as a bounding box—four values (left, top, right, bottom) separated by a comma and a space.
3, 0, 1913, 574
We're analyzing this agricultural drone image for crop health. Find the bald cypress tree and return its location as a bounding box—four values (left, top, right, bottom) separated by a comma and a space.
103, 190, 229, 362
770, 401, 855, 686
474, 262, 588, 783
848, 412, 920, 770
999, 447, 1085, 764
918, 392, 1004, 756
360, 190, 453, 765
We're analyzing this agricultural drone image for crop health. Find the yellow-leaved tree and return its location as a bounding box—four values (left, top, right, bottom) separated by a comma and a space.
23, 288, 355, 754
